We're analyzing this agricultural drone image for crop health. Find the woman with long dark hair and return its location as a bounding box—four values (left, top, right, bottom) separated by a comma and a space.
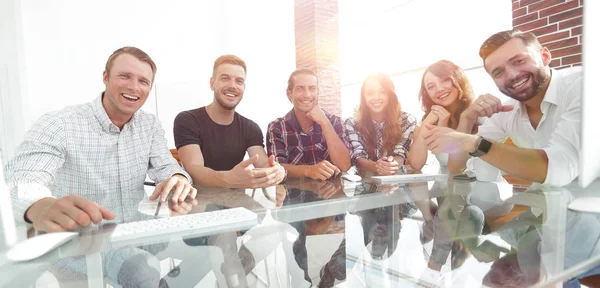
344, 73, 417, 175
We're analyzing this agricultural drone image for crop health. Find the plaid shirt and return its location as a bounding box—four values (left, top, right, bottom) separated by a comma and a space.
344, 112, 416, 165
266, 109, 351, 165
5, 94, 190, 223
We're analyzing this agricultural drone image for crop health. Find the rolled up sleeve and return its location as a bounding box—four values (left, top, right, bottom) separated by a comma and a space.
148, 117, 191, 184
542, 85, 581, 187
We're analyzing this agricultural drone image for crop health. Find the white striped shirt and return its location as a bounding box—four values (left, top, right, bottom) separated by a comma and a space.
5, 94, 190, 224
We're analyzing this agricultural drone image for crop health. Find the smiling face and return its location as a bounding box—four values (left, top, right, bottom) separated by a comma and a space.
102, 53, 153, 123
287, 73, 319, 113
485, 38, 551, 102
363, 78, 389, 116
423, 71, 460, 107
210, 63, 246, 110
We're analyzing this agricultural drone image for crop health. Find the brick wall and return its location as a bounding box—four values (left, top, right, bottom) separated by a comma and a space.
294, 0, 341, 115
513, 0, 583, 69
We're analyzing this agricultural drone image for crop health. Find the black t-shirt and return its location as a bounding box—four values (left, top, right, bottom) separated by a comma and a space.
173, 107, 264, 171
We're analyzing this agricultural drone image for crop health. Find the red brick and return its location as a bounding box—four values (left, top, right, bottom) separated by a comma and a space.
559, 17, 583, 29
550, 59, 561, 67
530, 24, 558, 36
539, 1, 579, 18
529, 0, 565, 12
294, 0, 341, 115
513, 1, 519, 10
513, 7, 527, 18
544, 37, 579, 50
571, 26, 582, 36
549, 7, 583, 23
562, 54, 582, 65
513, 12, 539, 26
515, 18, 548, 31
538, 31, 570, 44
550, 44, 581, 57
579, 35, 582, 44
520, 0, 544, 7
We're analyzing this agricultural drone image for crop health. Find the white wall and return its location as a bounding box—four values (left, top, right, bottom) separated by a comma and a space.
154, 0, 297, 148
580, 0, 600, 187
338, 0, 513, 120
12, 0, 295, 150
4, 0, 513, 156
0, 0, 28, 164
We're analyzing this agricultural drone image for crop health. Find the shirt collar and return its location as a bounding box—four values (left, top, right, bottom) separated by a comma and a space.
542, 69, 560, 106
513, 69, 559, 116
284, 108, 322, 134
93, 92, 138, 134
371, 119, 384, 129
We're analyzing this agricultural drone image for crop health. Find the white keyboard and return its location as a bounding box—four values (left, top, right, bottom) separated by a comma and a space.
371, 173, 448, 184
110, 207, 258, 243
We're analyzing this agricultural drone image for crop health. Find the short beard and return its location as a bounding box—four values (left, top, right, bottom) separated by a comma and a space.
501, 67, 550, 102
214, 92, 238, 110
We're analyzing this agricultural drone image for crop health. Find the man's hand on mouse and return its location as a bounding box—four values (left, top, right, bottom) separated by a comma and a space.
25, 195, 115, 233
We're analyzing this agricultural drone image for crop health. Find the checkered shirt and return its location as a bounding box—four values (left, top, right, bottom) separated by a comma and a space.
344, 112, 416, 164
266, 109, 351, 165
4, 94, 190, 224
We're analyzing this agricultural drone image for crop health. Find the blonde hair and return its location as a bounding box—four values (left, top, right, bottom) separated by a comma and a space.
213, 55, 247, 77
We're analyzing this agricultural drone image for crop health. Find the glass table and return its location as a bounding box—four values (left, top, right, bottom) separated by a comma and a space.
1, 167, 600, 287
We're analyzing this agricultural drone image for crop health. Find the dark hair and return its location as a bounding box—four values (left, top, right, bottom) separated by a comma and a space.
479, 29, 542, 63
105, 47, 157, 82
287, 68, 319, 92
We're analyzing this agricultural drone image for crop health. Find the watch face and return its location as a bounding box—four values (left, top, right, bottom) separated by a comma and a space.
469, 137, 492, 157
479, 138, 493, 154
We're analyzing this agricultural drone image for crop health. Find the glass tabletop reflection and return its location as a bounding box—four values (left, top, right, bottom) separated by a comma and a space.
1, 167, 600, 288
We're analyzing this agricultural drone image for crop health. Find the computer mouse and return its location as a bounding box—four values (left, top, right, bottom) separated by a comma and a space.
6, 231, 78, 262
342, 174, 362, 182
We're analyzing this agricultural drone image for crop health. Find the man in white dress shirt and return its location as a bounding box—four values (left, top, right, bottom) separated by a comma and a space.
421, 29, 581, 187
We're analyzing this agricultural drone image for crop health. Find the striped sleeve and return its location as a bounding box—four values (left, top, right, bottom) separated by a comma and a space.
344, 118, 368, 165
266, 119, 289, 164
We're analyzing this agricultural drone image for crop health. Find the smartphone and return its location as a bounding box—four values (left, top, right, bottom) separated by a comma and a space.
453, 173, 476, 181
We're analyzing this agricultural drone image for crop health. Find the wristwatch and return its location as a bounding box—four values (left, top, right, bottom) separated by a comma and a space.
469, 136, 492, 157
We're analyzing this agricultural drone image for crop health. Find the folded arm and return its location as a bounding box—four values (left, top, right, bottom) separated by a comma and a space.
319, 118, 351, 172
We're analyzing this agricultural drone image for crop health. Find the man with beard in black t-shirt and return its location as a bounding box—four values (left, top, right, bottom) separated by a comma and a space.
174, 55, 285, 188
